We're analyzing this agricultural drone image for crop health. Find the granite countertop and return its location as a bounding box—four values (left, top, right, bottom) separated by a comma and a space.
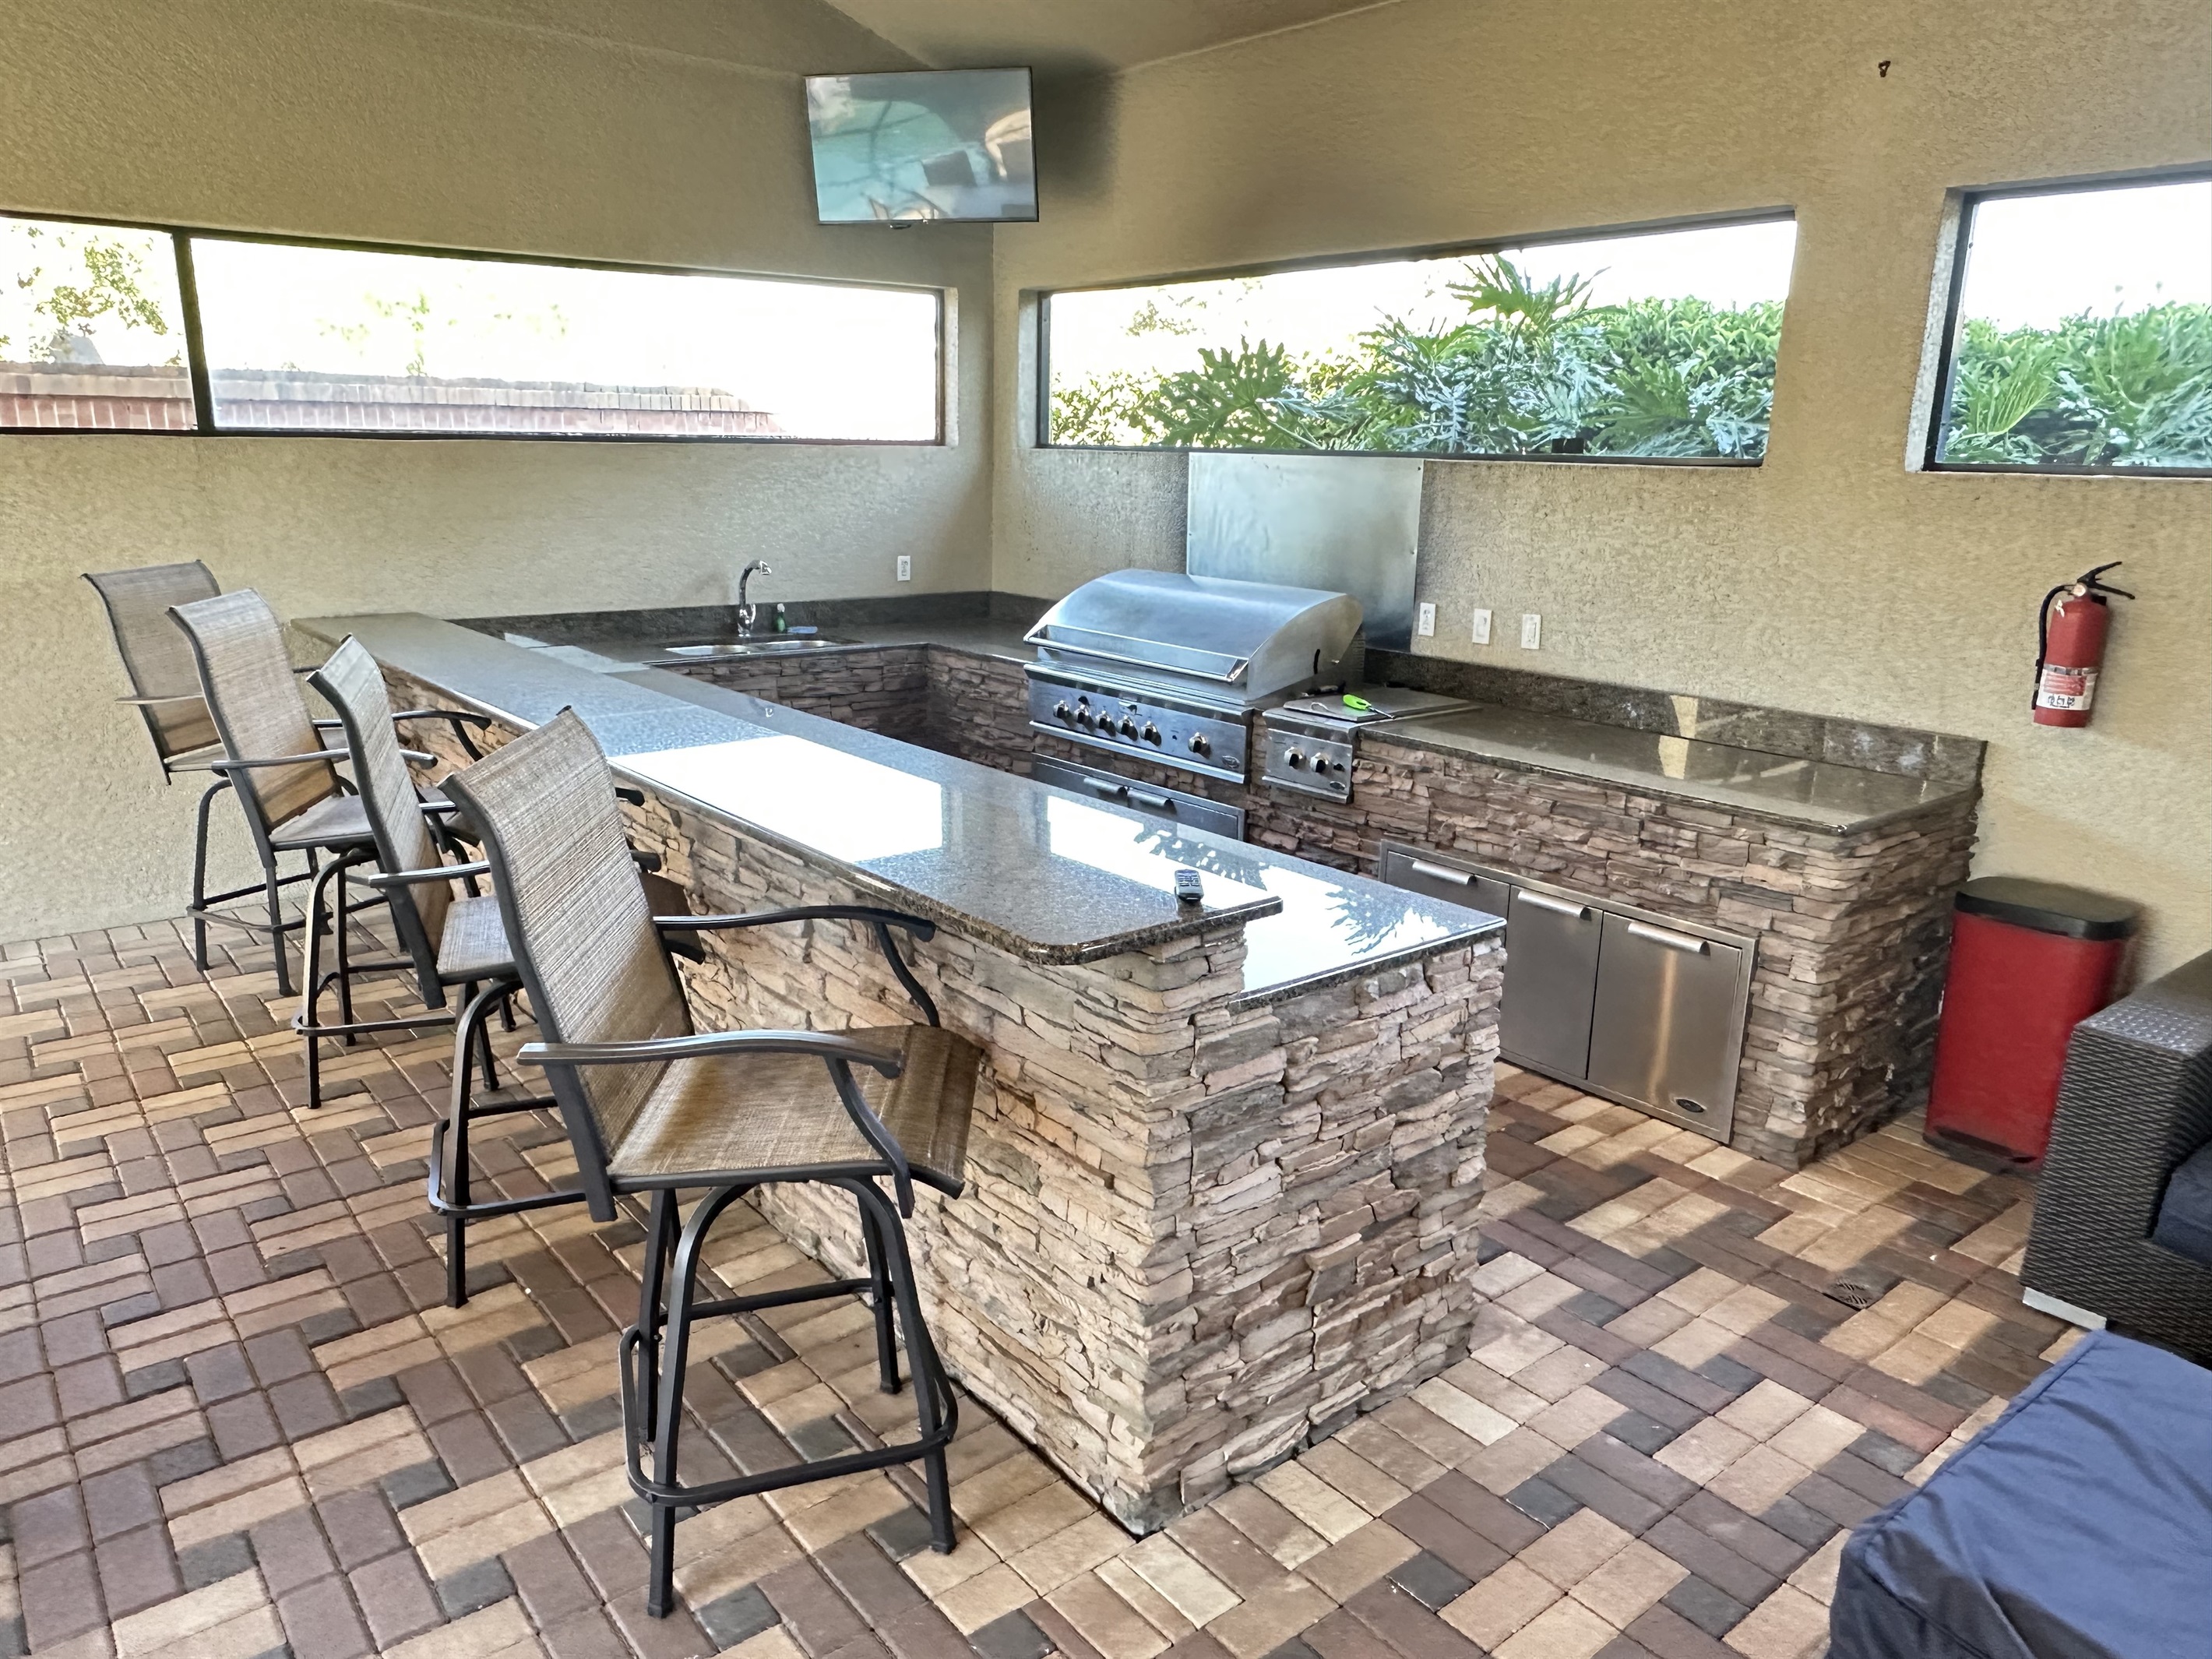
299, 614, 1500, 998
1376, 705, 1976, 833
481, 620, 1039, 671
463, 611, 1974, 833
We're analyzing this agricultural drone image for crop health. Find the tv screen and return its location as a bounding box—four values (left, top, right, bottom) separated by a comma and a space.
805, 69, 1036, 224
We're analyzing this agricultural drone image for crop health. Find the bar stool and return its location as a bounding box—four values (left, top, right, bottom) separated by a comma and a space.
167, 590, 488, 997
85, 562, 241, 970
308, 637, 692, 1308
442, 710, 977, 1617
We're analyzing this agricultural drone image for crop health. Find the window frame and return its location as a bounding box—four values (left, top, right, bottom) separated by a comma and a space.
1921, 167, 2212, 479
0, 208, 947, 446
1034, 207, 1797, 467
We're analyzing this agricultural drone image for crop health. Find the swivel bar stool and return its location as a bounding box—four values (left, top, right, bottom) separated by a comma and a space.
443, 710, 977, 1617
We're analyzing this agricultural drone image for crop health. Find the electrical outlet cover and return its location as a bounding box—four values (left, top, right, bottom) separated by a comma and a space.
1416, 602, 1435, 637
1520, 612, 1541, 650
1471, 608, 1492, 645
896, 555, 912, 582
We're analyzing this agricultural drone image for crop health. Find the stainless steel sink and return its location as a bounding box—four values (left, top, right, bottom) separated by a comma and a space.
652, 636, 858, 661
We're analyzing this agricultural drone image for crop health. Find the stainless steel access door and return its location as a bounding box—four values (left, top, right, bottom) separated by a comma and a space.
1587, 914, 1747, 1139
1502, 888, 1604, 1080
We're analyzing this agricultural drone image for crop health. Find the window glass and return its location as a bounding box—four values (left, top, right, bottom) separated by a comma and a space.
1045, 218, 1796, 461
1934, 179, 2212, 471
189, 239, 939, 440
0, 216, 192, 431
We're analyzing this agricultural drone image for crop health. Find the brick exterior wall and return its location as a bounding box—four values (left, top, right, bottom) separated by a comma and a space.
0, 362, 780, 435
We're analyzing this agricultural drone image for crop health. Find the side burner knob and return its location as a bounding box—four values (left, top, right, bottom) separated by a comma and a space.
1187, 734, 1212, 757
1286, 749, 1306, 770
1054, 702, 1073, 721
1143, 724, 1161, 744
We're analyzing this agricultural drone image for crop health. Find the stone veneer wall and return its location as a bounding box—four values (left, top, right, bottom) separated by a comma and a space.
659, 648, 1976, 1168
385, 664, 1502, 1531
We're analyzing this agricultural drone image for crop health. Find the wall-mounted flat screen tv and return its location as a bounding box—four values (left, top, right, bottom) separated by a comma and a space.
805, 68, 1036, 224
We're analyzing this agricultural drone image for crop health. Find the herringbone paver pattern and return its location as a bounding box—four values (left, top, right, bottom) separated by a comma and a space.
0, 913, 2074, 1659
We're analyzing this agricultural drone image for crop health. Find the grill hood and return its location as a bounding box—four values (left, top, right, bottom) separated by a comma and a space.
1024, 569, 1363, 703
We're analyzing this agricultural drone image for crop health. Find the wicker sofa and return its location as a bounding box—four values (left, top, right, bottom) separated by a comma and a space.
2020, 948, 2212, 1358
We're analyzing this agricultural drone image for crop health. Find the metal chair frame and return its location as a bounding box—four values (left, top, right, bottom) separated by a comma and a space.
442, 735, 966, 1619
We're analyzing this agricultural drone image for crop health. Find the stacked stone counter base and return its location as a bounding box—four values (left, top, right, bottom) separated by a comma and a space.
718, 649, 1974, 1171
383, 666, 1501, 1534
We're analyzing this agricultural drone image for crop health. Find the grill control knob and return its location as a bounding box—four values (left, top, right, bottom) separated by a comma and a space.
1286, 749, 1306, 770
1119, 717, 1140, 738
1143, 724, 1161, 745
1075, 707, 1094, 728
1187, 734, 1212, 758
1054, 702, 1073, 721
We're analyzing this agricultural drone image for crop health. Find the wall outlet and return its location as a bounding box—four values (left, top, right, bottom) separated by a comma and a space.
1471, 608, 1492, 646
1416, 602, 1435, 638
1520, 612, 1542, 650
896, 555, 912, 582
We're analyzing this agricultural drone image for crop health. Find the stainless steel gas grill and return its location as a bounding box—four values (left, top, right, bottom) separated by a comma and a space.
1023, 570, 1364, 787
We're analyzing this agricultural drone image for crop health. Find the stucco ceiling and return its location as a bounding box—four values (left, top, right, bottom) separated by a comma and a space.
818, 0, 1397, 76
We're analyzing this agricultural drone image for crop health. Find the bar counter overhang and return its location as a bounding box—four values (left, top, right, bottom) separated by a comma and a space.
301, 614, 1505, 1531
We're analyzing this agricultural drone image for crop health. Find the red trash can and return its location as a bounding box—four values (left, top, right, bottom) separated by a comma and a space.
1925, 877, 2140, 1167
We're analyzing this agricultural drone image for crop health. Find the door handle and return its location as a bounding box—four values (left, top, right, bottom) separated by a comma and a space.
1125, 788, 1172, 811
1517, 889, 1590, 920
1407, 858, 1474, 886
1627, 919, 1710, 953
1082, 777, 1128, 800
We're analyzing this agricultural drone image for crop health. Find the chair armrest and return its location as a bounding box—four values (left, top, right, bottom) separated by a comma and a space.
519, 1029, 904, 1076
656, 907, 941, 1026
208, 748, 350, 772
657, 906, 935, 941
118, 693, 203, 706
391, 708, 491, 759
364, 861, 490, 890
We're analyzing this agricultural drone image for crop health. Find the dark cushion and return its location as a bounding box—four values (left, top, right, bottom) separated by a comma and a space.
1830, 1329, 2212, 1659
2152, 1140, 2212, 1267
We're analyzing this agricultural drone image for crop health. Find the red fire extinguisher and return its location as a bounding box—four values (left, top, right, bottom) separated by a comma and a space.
2033, 562, 2133, 727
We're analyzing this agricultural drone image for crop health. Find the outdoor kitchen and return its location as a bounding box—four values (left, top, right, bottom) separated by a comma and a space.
7, 8, 2207, 1659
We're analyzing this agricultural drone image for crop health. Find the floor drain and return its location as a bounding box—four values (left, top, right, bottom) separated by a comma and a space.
1826, 1278, 1881, 1310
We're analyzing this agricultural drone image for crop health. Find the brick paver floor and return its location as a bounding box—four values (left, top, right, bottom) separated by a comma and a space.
0, 912, 2073, 1659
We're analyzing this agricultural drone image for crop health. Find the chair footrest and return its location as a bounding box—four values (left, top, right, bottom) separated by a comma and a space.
617, 1323, 956, 1511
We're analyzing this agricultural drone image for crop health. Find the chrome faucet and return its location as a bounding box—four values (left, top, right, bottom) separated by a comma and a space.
735, 560, 773, 636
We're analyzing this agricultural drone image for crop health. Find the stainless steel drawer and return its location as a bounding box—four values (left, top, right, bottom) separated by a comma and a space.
1375, 841, 1752, 1144
1587, 914, 1745, 1139
1029, 753, 1246, 840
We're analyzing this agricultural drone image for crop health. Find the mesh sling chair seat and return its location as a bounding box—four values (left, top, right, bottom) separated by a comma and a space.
441, 710, 979, 1619
167, 590, 490, 998
308, 639, 698, 1308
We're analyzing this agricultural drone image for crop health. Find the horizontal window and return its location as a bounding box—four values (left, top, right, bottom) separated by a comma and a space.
1929, 177, 2211, 474
2, 213, 942, 442
1, 217, 194, 431
1043, 217, 1797, 463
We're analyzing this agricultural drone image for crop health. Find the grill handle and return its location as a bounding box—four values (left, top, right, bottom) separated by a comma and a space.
1082, 775, 1176, 815
1025, 622, 1251, 685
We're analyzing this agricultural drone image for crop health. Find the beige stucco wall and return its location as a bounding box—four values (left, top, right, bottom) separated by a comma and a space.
0, 0, 992, 939
991, 0, 2212, 977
